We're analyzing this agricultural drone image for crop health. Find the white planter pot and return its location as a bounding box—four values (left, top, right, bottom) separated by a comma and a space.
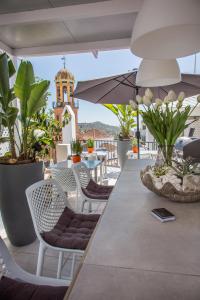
117, 140, 131, 169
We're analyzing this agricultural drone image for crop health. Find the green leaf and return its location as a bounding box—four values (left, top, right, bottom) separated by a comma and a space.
14, 60, 34, 123
0, 53, 9, 100
7, 107, 18, 126
103, 104, 119, 116
27, 80, 50, 117
7, 56, 16, 77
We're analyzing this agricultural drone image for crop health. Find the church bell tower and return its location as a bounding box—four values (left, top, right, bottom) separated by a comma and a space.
53, 57, 79, 139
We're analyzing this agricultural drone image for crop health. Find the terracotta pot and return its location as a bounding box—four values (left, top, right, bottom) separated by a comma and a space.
88, 147, 94, 153
72, 155, 81, 163
132, 146, 138, 153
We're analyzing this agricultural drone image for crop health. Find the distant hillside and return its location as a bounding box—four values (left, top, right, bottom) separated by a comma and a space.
78, 121, 120, 138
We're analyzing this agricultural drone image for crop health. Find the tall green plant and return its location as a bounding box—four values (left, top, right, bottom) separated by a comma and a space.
0, 54, 50, 162
0, 53, 18, 158
14, 61, 50, 160
130, 89, 200, 165
104, 104, 136, 139
29, 108, 71, 159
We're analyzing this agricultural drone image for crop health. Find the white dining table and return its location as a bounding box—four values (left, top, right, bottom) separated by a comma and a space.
65, 159, 200, 300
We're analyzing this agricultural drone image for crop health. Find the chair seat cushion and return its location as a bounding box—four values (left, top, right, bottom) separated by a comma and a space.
42, 207, 100, 250
82, 179, 113, 200
0, 276, 67, 300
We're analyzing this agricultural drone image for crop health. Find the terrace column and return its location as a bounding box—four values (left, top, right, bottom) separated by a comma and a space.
11, 56, 21, 156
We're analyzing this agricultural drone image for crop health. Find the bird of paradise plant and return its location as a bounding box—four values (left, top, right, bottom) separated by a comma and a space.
103, 104, 137, 140
0, 53, 50, 163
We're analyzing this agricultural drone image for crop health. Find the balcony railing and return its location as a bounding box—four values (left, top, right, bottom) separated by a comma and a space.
80, 139, 119, 167
80, 139, 158, 167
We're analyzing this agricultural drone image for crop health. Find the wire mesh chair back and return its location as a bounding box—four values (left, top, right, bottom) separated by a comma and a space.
26, 179, 69, 235
51, 168, 77, 192
72, 162, 91, 190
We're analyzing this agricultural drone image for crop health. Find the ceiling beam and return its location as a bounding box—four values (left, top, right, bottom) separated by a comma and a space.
0, 40, 13, 55
0, 0, 142, 26
13, 38, 131, 57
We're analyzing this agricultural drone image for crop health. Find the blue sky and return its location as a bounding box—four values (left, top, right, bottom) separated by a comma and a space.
24, 50, 200, 126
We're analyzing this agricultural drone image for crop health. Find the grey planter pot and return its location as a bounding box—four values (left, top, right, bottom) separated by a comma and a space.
117, 140, 131, 169
0, 161, 44, 246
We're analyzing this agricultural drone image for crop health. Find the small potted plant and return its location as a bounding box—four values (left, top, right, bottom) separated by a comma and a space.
87, 138, 94, 153
132, 138, 138, 153
71, 140, 83, 163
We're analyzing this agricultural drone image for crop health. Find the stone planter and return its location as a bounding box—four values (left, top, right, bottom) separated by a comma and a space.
141, 166, 200, 203
0, 161, 44, 246
117, 139, 131, 169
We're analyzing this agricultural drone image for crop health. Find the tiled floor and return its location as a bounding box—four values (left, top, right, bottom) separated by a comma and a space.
2, 166, 120, 281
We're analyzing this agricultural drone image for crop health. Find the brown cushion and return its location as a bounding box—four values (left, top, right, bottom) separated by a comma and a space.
42, 207, 100, 250
82, 179, 113, 200
0, 276, 67, 300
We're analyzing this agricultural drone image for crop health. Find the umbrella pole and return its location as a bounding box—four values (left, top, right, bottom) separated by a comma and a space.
135, 87, 140, 159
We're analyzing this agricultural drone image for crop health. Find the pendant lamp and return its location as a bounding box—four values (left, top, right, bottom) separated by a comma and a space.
136, 59, 181, 87
131, 0, 200, 59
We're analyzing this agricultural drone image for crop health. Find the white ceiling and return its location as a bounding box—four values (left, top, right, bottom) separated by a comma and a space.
0, 0, 143, 57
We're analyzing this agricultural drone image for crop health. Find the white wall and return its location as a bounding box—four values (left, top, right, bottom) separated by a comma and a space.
62, 105, 76, 144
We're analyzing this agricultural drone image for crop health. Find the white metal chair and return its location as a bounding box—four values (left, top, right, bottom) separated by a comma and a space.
51, 167, 77, 192
25, 179, 84, 280
72, 162, 113, 213
0, 236, 69, 287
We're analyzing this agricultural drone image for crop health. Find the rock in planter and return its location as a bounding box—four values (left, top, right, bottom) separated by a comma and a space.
0, 161, 44, 246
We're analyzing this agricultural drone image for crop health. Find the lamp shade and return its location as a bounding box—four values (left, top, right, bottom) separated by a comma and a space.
131, 0, 200, 59
136, 59, 181, 87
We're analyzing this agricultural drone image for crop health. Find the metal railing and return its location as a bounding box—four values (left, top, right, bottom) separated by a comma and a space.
80, 139, 119, 167
80, 140, 158, 167
144, 141, 158, 151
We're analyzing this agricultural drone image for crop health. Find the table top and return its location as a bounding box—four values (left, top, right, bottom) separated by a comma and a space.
82, 150, 107, 157
65, 159, 200, 300
82, 159, 102, 170
51, 159, 102, 170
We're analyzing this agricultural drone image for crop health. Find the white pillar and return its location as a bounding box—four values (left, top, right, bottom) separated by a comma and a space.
11, 56, 21, 155
62, 105, 76, 144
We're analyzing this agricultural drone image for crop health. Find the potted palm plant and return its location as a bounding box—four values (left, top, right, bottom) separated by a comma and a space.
71, 140, 83, 163
0, 53, 50, 246
87, 138, 94, 153
104, 104, 136, 169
